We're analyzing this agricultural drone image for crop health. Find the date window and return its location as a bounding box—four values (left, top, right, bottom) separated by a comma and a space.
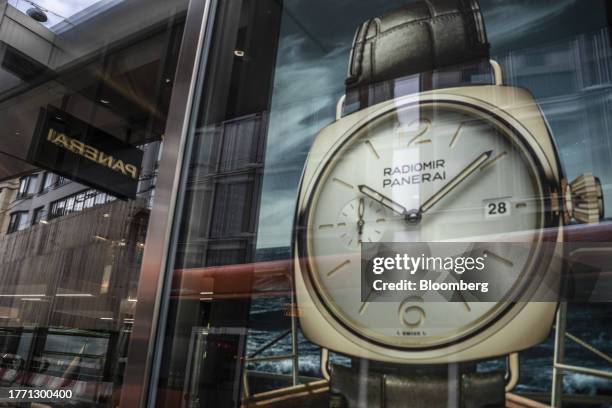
484, 198, 511, 218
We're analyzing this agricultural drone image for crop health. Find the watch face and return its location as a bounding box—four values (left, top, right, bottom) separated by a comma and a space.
301, 100, 552, 348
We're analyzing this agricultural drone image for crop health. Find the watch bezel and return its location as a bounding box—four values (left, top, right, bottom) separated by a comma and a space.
294, 93, 563, 351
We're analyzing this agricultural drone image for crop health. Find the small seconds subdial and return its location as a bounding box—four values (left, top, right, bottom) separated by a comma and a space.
337, 197, 388, 249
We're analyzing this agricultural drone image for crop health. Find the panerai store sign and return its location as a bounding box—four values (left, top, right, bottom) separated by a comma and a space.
28, 106, 143, 199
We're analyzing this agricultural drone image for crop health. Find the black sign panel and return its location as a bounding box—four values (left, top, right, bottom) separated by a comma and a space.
28, 106, 143, 199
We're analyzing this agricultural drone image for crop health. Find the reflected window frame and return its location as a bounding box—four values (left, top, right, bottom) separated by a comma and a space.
7, 211, 29, 233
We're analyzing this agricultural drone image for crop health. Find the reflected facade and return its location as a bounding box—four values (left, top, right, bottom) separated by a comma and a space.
0, 0, 187, 405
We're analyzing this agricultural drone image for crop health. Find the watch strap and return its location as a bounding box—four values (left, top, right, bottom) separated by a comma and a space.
345, 0, 490, 95
330, 363, 505, 408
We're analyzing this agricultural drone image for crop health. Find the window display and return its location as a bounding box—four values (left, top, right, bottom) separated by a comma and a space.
0, 0, 611, 407
154, 0, 612, 407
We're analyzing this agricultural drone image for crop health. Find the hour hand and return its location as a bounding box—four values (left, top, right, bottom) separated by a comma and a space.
358, 185, 416, 221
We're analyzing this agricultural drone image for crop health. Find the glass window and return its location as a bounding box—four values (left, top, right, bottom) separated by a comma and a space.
31, 206, 45, 226
84, 191, 96, 209
16, 174, 38, 198
154, 1, 612, 407
49, 189, 121, 220
0, 0, 190, 405
49, 200, 65, 219
74, 192, 85, 212
39, 172, 55, 193
95, 192, 106, 205
7, 211, 29, 233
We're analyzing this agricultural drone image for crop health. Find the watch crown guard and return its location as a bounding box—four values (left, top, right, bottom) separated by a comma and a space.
567, 173, 604, 224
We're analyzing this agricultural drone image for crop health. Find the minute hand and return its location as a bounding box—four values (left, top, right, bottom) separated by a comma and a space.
420, 150, 493, 214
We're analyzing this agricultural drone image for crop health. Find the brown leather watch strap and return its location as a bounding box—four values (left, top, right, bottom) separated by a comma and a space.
330, 363, 506, 408
345, 0, 490, 100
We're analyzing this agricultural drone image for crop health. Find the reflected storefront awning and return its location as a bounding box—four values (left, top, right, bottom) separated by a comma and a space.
0, 0, 187, 183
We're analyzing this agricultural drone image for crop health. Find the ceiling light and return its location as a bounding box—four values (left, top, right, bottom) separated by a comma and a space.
99, 99, 110, 105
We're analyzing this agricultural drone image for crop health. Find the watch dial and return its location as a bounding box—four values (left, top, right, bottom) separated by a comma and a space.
304, 102, 545, 347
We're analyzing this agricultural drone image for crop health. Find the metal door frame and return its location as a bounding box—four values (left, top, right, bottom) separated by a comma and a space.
120, 0, 216, 406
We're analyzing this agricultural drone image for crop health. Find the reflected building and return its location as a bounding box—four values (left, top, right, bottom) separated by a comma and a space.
499, 27, 612, 216
0, 0, 187, 405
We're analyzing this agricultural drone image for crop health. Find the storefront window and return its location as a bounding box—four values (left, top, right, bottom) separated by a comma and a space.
154, 1, 612, 407
1, 0, 611, 407
0, 0, 189, 406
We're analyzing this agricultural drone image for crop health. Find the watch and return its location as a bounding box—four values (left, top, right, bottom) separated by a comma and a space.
292, 1, 604, 407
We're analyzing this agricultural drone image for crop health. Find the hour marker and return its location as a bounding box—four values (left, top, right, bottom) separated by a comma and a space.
455, 291, 471, 311
365, 140, 380, 159
449, 122, 467, 148
484, 250, 514, 267
337, 222, 347, 227
375, 230, 381, 234
359, 291, 374, 314
318, 224, 334, 230
416, 139, 432, 145
399, 297, 426, 327
333, 178, 354, 189
480, 151, 508, 171
405, 118, 431, 146
515, 202, 527, 209
327, 260, 350, 277
376, 218, 386, 223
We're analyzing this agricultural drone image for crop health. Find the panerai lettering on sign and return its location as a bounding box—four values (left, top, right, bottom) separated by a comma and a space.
383, 160, 446, 188
47, 129, 140, 180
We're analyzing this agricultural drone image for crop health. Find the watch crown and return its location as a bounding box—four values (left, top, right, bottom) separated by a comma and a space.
566, 173, 604, 224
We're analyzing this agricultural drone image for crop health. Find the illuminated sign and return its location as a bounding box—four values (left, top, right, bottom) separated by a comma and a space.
28, 106, 143, 199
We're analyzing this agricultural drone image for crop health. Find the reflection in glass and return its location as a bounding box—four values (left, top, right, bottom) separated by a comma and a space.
0, 0, 188, 405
